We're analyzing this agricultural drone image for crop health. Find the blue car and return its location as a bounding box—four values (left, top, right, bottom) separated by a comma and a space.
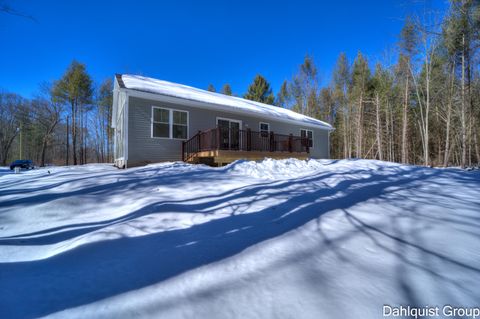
10, 160, 35, 170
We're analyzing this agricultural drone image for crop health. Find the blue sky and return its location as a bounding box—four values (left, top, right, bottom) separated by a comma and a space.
0, 0, 447, 98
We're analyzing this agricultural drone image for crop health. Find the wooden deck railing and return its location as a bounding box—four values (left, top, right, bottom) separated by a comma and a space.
182, 127, 310, 162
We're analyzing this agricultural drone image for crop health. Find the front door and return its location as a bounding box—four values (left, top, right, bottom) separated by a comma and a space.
217, 118, 241, 150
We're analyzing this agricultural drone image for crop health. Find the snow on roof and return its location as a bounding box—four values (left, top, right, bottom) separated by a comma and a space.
120, 74, 333, 130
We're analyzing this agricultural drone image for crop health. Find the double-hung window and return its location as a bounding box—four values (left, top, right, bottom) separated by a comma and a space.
172, 110, 188, 139
259, 122, 270, 137
152, 107, 188, 139
152, 108, 170, 138
300, 129, 314, 148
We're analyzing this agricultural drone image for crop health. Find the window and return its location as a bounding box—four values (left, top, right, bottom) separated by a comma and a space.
152, 107, 188, 139
152, 108, 170, 138
259, 122, 270, 137
300, 129, 314, 148
173, 110, 188, 139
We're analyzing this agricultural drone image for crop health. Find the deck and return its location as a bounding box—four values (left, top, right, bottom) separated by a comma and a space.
182, 127, 310, 166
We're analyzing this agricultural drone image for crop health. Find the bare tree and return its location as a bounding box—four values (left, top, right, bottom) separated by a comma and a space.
31, 84, 63, 166
0, 92, 24, 165
0, 1, 36, 21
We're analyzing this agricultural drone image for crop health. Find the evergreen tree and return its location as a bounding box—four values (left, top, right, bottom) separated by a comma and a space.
319, 87, 335, 123
0, 1, 478, 168
398, 16, 419, 163
244, 75, 275, 104
443, 0, 480, 167
52, 61, 92, 165
207, 84, 216, 92
332, 52, 351, 158
221, 83, 232, 96
97, 79, 113, 162
349, 52, 371, 158
371, 63, 394, 161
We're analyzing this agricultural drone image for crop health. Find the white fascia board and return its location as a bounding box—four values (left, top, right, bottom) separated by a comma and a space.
112, 76, 120, 128
125, 89, 334, 131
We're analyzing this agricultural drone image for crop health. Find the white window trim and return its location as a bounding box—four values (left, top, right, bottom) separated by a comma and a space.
300, 128, 314, 148
259, 122, 270, 133
151, 106, 189, 140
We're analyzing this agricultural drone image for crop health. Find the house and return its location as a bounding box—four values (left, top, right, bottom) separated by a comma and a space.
112, 74, 334, 168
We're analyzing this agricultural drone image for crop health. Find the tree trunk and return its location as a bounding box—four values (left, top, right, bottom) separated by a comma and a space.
467, 37, 473, 167
66, 116, 69, 165
343, 107, 348, 158
474, 130, 480, 165
105, 111, 109, 163
99, 115, 104, 163
40, 120, 59, 167
40, 136, 48, 167
444, 65, 455, 167
71, 100, 77, 165
444, 100, 452, 167
401, 76, 409, 163
356, 94, 363, 158
84, 110, 88, 164
375, 92, 383, 161
390, 104, 395, 161
461, 34, 467, 168
79, 106, 84, 165
425, 53, 430, 167
348, 104, 352, 158
384, 100, 390, 161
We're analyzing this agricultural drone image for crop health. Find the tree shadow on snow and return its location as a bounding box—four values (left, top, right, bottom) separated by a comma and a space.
0, 164, 479, 318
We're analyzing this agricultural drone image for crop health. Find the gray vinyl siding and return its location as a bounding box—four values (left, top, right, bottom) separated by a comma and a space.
127, 96, 330, 166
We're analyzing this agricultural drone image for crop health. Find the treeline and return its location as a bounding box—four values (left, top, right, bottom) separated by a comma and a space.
241, 0, 480, 167
1, 0, 478, 168
0, 62, 113, 166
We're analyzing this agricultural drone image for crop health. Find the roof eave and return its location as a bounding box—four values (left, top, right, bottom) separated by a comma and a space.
123, 87, 333, 131
115, 73, 126, 89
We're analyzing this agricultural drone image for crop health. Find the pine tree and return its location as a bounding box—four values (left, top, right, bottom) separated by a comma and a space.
398, 17, 419, 163
319, 87, 335, 124
207, 84, 216, 92
371, 63, 394, 161
97, 79, 113, 162
221, 83, 232, 96
244, 75, 275, 104
443, 0, 480, 167
349, 52, 371, 158
52, 61, 92, 165
332, 53, 351, 158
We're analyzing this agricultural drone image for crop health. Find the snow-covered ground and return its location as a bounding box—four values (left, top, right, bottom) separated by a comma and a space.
0, 159, 479, 319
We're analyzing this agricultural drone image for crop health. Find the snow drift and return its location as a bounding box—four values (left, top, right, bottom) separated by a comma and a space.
0, 159, 479, 319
